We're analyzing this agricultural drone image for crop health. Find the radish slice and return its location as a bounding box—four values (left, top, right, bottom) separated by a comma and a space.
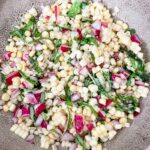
6, 71, 20, 85
119, 73, 127, 80
133, 111, 140, 117
120, 69, 130, 78
92, 28, 101, 36
21, 105, 30, 117
76, 29, 83, 40
95, 95, 101, 101
111, 74, 121, 80
12, 89, 19, 98
101, 22, 108, 28
15, 108, 22, 118
39, 78, 48, 83
98, 111, 106, 120
71, 93, 80, 102
34, 115, 43, 126
60, 45, 70, 53
74, 115, 84, 133
33, 91, 42, 103
2, 52, 11, 60
87, 63, 97, 72
34, 103, 46, 117
22, 51, 29, 61
41, 120, 48, 128
92, 20, 101, 30
98, 99, 112, 108
131, 35, 141, 44
69, 143, 78, 150
21, 81, 29, 89
10, 61, 16, 68
26, 134, 35, 144
27, 94, 38, 104
79, 67, 89, 77
62, 29, 69, 34
135, 80, 145, 86
61, 132, 74, 141
54, 5, 59, 22
86, 123, 94, 131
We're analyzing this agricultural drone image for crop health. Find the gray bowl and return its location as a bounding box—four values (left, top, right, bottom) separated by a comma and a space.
0, 0, 150, 150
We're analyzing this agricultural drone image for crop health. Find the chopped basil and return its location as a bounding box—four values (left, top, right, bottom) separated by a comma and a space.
82, 17, 93, 23
103, 71, 112, 91
80, 36, 99, 46
64, 109, 72, 132
90, 52, 95, 62
40, 92, 45, 103
19, 70, 39, 86
81, 2, 88, 9
54, 39, 62, 48
75, 135, 86, 150
67, 0, 82, 18
51, 50, 61, 64
84, 76, 92, 87
1, 73, 8, 92
126, 28, 136, 35
68, 75, 75, 82
64, 84, 73, 106
42, 112, 48, 120
127, 73, 137, 86
30, 106, 35, 122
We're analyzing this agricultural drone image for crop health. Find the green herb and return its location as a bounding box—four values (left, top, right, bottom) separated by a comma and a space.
64, 84, 73, 106
66, 110, 72, 130
54, 39, 62, 48
30, 57, 43, 77
40, 92, 45, 103
42, 112, 48, 120
81, 2, 88, 9
19, 70, 39, 86
82, 17, 93, 23
75, 135, 86, 150
103, 71, 112, 91
84, 76, 92, 87
68, 75, 74, 82
67, 0, 82, 18
1, 73, 6, 83
30, 106, 35, 122
90, 52, 95, 62
10, 16, 37, 40
77, 101, 99, 118
51, 50, 61, 64
126, 28, 136, 35
1, 73, 8, 92
116, 95, 138, 112
127, 73, 137, 86
80, 36, 99, 46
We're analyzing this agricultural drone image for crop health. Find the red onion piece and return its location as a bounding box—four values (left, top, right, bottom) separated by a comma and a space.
27, 94, 38, 104
79, 67, 89, 77
135, 80, 145, 86
60, 45, 70, 53
131, 35, 141, 44
101, 22, 108, 28
12, 89, 19, 98
54, 5, 59, 22
71, 93, 80, 102
76, 29, 83, 40
6, 71, 20, 85
86, 123, 94, 131
41, 120, 48, 129
22, 51, 29, 61
2, 52, 11, 60
98, 99, 112, 109
21, 81, 29, 89
92, 20, 101, 30
113, 52, 119, 60
10, 61, 16, 68
21, 105, 30, 117
98, 111, 106, 120
33, 91, 42, 103
34, 103, 46, 117
34, 115, 43, 126
69, 143, 78, 150
26, 134, 35, 144
111, 74, 121, 80
74, 115, 84, 133
61, 132, 74, 141
45, 16, 50, 21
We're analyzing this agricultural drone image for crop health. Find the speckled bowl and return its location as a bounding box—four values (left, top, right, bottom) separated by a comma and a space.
0, 0, 150, 150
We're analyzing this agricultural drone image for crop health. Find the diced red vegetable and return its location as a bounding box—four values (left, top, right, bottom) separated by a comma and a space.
27, 94, 39, 104
93, 29, 101, 36
15, 108, 22, 118
12, 89, 19, 98
87, 63, 97, 72
76, 29, 83, 40
71, 92, 81, 102
62, 29, 69, 33
2, 52, 11, 60
135, 80, 145, 86
120, 69, 130, 78
21, 105, 30, 117
119, 73, 127, 80
98, 99, 112, 109
131, 35, 141, 44
95, 95, 101, 101
21, 81, 29, 89
54, 5, 59, 22
6, 71, 20, 85
111, 74, 121, 80
101, 22, 108, 28
133, 111, 140, 117
79, 66, 89, 77
86, 123, 94, 131
99, 63, 104, 68
34, 103, 46, 117
47, 72, 56, 77
113, 52, 119, 60
45, 16, 50, 21
98, 111, 106, 120
41, 120, 48, 129
58, 125, 65, 132
22, 51, 29, 61
33, 91, 42, 103
74, 115, 84, 133
60, 45, 70, 53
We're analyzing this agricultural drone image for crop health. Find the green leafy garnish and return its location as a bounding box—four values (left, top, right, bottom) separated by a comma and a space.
67, 0, 82, 18
51, 50, 61, 64
42, 112, 48, 120
82, 17, 93, 23
90, 52, 95, 62
1, 73, 8, 92
127, 73, 137, 86
19, 70, 39, 86
103, 71, 112, 91
126, 28, 136, 35
64, 84, 73, 106
10, 16, 37, 40
40, 92, 45, 103
30, 57, 43, 77
53, 39, 62, 48
1, 73, 6, 83
75, 135, 86, 150
81, 2, 88, 9
68, 75, 75, 82
30, 106, 35, 122
84, 76, 92, 87
80, 36, 99, 46
116, 95, 138, 112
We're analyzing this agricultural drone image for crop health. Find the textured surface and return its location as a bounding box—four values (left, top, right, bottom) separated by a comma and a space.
0, 0, 150, 150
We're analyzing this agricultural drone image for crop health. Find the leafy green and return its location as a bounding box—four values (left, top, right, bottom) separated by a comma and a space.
81, 2, 88, 9
116, 95, 138, 112
126, 28, 136, 35
103, 71, 112, 91
30, 57, 43, 77
1, 73, 6, 83
84, 76, 92, 87
127, 73, 137, 86
75, 135, 86, 150
10, 16, 37, 40
82, 17, 93, 23
51, 50, 61, 64
80, 36, 99, 46
1, 73, 8, 92
42, 112, 48, 120
67, 0, 82, 18
77, 101, 99, 118
64, 84, 73, 106
68, 75, 75, 82
40, 92, 45, 103
30, 106, 35, 122
65, 110, 72, 131
90, 52, 95, 62
53, 39, 62, 48
19, 70, 39, 86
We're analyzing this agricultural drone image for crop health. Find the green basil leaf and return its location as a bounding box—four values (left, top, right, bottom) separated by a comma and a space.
40, 92, 45, 103
42, 112, 48, 120
80, 36, 99, 46
67, 0, 82, 18
30, 106, 35, 122
54, 39, 62, 48
126, 28, 136, 35
75, 135, 86, 150
64, 84, 73, 106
